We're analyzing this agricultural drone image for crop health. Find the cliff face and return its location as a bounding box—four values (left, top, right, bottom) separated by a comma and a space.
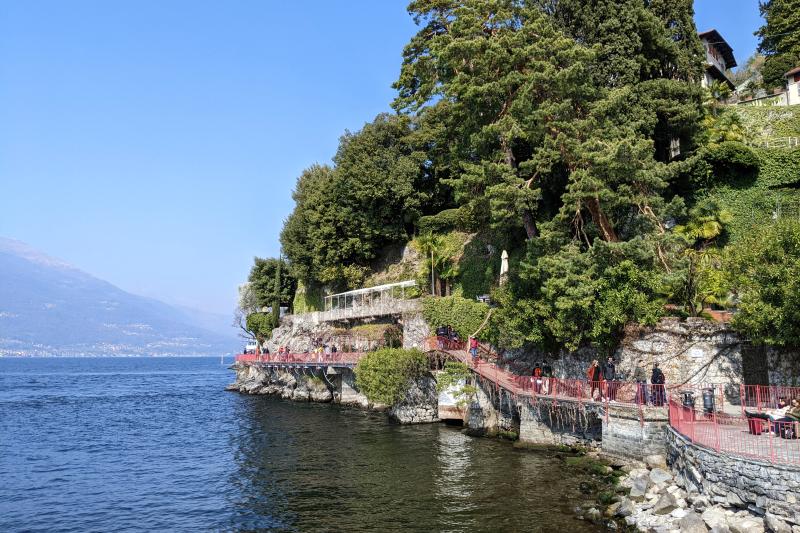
501, 317, 798, 391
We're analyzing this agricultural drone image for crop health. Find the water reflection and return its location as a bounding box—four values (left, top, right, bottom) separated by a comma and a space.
229, 395, 602, 532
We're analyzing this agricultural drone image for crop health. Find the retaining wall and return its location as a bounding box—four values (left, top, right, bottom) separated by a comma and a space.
666, 427, 800, 526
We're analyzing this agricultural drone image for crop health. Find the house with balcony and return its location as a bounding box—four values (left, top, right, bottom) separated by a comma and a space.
698, 29, 736, 90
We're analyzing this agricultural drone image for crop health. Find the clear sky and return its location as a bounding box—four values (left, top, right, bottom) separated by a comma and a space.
0, 1, 764, 315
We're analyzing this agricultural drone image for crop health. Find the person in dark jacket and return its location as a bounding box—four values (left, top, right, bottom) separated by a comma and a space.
603, 356, 617, 401
651, 362, 666, 407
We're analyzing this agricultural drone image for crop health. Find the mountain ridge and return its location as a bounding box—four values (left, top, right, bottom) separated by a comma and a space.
0, 238, 238, 356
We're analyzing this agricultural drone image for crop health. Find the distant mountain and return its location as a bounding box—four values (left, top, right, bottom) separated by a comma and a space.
0, 238, 238, 356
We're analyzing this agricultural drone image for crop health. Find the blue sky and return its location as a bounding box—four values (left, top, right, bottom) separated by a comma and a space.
0, 1, 764, 315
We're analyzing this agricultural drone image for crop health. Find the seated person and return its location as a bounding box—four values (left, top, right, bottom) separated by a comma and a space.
747, 399, 800, 433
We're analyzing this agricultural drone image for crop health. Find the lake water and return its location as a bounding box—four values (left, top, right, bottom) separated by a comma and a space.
0, 357, 602, 532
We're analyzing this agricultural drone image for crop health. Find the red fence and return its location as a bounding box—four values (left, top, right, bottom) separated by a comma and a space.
425, 336, 662, 413
234, 352, 363, 366
739, 384, 800, 415
669, 399, 800, 465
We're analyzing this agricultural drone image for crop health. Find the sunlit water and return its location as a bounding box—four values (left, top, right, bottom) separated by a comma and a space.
0, 357, 602, 532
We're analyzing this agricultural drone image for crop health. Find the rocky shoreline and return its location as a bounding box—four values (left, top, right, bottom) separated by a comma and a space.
226, 361, 438, 424
602, 455, 797, 533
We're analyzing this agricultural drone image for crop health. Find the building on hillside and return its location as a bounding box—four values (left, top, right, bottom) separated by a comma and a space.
737, 66, 800, 107
698, 29, 736, 90
786, 66, 800, 106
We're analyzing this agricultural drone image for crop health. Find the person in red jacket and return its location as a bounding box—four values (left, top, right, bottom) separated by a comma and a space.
587, 360, 604, 401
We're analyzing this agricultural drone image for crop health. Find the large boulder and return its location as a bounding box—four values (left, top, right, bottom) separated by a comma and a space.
680, 511, 711, 533
765, 514, 792, 533
703, 507, 731, 530
629, 474, 651, 501
730, 516, 765, 533
650, 468, 673, 485
653, 492, 678, 515
615, 497, 636, 518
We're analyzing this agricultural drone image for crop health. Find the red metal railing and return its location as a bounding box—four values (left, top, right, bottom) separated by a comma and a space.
739, 384, 800, 415
669, 398, 800, 465
234, 351, 364, 365
425, 336, 663, 413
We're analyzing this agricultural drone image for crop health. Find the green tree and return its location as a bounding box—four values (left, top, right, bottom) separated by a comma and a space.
393, 0, 596, 240
726, 220, 800, 347
669, 199, 733, 316
755, 0, 800, 90
248, 257, 297, 310
280, 114, 432, 288
245, 312, 277, 346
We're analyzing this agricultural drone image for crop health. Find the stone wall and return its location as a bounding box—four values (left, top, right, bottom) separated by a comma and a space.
463, 378, 518, 437
400, 312, 429, 350
666, 427, 800, 527
518, 399, 602, 449
601, 405, 668, 462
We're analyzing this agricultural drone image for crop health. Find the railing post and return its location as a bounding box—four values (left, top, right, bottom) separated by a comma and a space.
768, 423, 775, 464
757, 384, 762, 412
740, 384, 745, 417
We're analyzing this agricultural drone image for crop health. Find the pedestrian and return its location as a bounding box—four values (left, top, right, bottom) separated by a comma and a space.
542, 361, 553, 394
532, 362, 543, 394
651, 362, 666, 407
331, 345, 337, 353
603, 356, 617, 402
469, 336, 479, 361
633, 359, 649, 405
587, 360, 604, 401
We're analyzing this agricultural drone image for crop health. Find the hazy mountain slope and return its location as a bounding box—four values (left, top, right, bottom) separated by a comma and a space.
0, 238, 237, 356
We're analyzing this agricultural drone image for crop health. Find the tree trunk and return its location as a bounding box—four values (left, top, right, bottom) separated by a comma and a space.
522, 209, 538, 239
586, 197, 619, 242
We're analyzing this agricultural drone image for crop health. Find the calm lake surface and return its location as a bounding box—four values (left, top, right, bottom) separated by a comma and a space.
0, 357, 602, 532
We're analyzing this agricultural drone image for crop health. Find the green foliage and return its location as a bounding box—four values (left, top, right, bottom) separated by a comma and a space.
705, 148, 800, 243
422, 296, 491, 341
755, 0, 800, 90
417, 207, 476, 234
668, 199, 733, 315
413, 232, 470, 296
245, 312, 277, 345
726, 220, 800, 347
492, 242, 664, 352
354, 348, 428, 405
248, 257, 297, 310
280, 114, 435, 289
292, 282, 324, 313
734, 106, 800, 141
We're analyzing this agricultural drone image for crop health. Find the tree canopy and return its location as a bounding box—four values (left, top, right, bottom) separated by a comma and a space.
756, 0, 800, 90
258, 0, 799, 353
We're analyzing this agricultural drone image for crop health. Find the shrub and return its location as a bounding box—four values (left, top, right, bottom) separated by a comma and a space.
422, 295, 492, 340
354, 348, 428, 405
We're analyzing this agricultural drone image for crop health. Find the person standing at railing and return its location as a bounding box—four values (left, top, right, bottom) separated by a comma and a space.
603, 356, 617, 402
542, 361, 553, 395
532, 362, 543, 394
587, 360, 604, 401
634, 359, 648, 406
651, 362, 666, 407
